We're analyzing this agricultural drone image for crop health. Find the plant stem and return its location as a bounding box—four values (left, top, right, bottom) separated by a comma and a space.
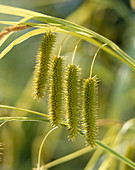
38, 127, 58, 169
41, 146, 92, 169
0, 117, 48, 123
40, 140, 135, 169
0, 106, 134, 169
0, 104, 48, 118
0, 105, 69, 128
95, 140, 135, 169
90, 43, 107, 78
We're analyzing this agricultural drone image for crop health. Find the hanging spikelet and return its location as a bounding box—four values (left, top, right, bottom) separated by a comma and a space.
83, 76, 98, 148
66, 64, 80, 140
0, 143, 3, 161
33, 32, 55, 99
49, 56, 64, 127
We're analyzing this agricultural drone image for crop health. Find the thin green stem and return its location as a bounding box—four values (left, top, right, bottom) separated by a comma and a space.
38, 127, 58, 169
0, 104, 122, 126
0, 120, 9, 127
0, 117, 48, 123
0, 105, 69, 129
40, 140, 135, 169
90, 43, 107, 78
95, 140, 135, 169
58, 33, 69, 57
41, 146, 92, 169
0, 105, 134, 169
0, 104, 48, 118
72, 39, 81, 65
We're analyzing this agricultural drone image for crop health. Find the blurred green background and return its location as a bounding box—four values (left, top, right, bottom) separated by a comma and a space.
0, 0, 135, 169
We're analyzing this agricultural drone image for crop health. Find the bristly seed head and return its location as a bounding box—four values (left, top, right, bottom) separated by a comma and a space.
0, 142, 4, 161
83, 76, 98, 148
33, 32, 56, 99
49, 56, 64, 127
66, 64, 80, 140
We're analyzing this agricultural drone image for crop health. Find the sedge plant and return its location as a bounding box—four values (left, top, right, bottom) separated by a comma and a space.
0, 4, 135, 170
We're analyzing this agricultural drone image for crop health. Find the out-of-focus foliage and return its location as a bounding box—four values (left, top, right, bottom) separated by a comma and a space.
0, 0, 135, 170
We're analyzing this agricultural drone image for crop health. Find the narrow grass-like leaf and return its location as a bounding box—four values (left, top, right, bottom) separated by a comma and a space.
0, 28, 56, 59
0, 21, 22, 25
120, 144, 135, 170
0, 104, 48, 118
33, 32, 55, 99
0, 114, 134, 169
0, 4, 44, 17
0, 116, 48, 123
0, 17, 34, 46
96, 140, 135, 169
84, 126, 121, 170
49, 56, 64, 127
83, 76, 98, 147
66, 64, 80, 140
31, 17, 135, 70
0, 5, 134, 68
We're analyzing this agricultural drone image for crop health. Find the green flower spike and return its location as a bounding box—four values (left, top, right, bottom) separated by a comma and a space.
83, 76, 98, 148
49, 56, 64, 127
33, 32, 55, 99
66, 64, 80, 140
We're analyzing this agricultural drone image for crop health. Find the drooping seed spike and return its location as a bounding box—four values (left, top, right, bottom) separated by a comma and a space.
0, 143, 4, 161
83, 76, 98, 148
66, 64, 80, 140
33, 32, 56, 99
49, 56, 64, 127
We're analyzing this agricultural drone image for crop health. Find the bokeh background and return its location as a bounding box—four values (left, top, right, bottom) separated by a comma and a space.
0, 0, 135, 169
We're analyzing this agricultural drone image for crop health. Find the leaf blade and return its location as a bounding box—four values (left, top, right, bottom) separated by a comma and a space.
0, 5, 134, 69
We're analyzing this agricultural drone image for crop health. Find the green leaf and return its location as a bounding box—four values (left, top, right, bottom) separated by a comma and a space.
0, 17, 34, 46
0, 4, 44, 17
0, 116, 48, 123
96, 140, 135, 169
0, 4, 134, 69
0, 28, 53, 59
